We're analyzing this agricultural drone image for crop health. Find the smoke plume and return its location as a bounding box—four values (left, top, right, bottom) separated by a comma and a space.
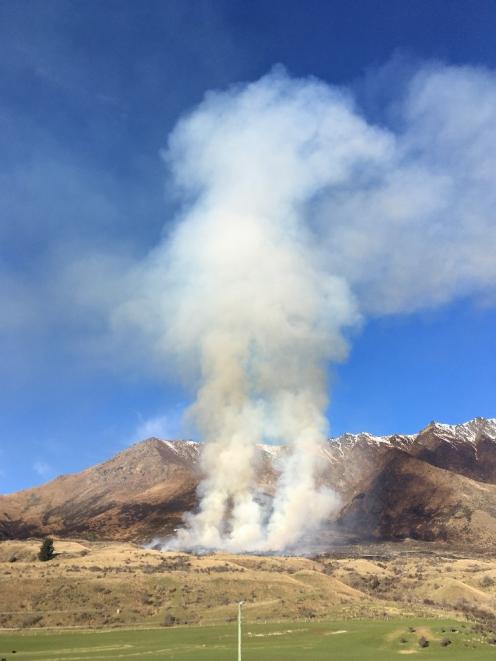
115, 63, 496, 552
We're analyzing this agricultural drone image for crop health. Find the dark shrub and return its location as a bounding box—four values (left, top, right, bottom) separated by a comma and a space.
162, 613, 176, 627
38, 538, 55, 562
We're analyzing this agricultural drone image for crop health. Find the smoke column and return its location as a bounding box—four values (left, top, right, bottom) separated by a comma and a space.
151, 69, 390, 551
114, 63, 496, 552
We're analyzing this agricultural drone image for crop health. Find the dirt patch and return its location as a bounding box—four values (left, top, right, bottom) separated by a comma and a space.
324, 629, 348, 635
386, 628, 409, 642
247, 629, 306, 638
415, 626, 438, 642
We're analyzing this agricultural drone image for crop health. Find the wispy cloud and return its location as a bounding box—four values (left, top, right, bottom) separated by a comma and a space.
135, 415, 172, 440
131, 407, 188, 444
33, 461, 55, 480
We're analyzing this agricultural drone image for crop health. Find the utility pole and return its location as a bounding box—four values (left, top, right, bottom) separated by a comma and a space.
238, 601, 244, 661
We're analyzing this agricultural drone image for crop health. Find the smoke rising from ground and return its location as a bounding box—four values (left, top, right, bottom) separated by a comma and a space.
114, 63, 496, 552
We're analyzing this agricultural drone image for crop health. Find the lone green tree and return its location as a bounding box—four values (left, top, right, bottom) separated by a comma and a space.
38, 537, 55, 561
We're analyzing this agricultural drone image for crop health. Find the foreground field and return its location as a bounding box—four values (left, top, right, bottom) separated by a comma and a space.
0, 618, 495, 660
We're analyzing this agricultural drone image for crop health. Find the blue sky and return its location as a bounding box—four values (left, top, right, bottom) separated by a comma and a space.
1, 0, 496, 493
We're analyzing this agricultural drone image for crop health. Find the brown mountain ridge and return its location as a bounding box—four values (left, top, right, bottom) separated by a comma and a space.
1, 417, 496, 548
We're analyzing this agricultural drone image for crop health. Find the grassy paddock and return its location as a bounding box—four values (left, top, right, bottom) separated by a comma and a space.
0, 618, 494, 660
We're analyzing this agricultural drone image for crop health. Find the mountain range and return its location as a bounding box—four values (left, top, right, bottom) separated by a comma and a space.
2, 417, 496, 549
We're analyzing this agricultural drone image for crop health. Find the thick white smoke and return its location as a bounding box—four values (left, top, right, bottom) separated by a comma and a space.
114, 63, 496, 552
144, 70, 384, 551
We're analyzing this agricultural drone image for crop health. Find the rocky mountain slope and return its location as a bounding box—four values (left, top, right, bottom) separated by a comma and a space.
1, 418, 496, 547
0, 439, 201, 541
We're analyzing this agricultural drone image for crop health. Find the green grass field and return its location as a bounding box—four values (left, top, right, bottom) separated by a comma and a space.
0, 618, 493, 660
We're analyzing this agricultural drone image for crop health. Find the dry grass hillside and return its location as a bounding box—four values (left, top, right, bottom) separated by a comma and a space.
2, 538, 496, 632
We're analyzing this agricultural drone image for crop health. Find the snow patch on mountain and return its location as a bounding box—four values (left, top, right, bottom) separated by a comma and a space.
419, 417, 496, 444
160, 439, 201, 460
155, 417, 496, 458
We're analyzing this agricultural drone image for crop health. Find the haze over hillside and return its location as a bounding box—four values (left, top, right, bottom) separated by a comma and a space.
1, 417, 496, 550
